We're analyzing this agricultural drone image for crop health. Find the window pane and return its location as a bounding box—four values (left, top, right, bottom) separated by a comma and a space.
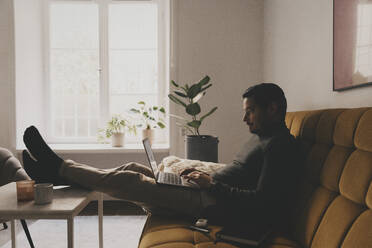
109, 3, 159, 117
49, 2, 99, 140
109, 4, 157, 49
110, 50, 158, 95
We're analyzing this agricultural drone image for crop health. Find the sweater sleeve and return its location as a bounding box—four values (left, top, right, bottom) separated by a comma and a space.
209, 138, 297, 208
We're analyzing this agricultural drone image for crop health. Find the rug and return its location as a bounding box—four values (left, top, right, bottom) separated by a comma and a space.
0, 215, 147, 248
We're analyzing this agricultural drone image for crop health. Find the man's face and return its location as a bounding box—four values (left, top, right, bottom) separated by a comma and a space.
242, 97, 269, 135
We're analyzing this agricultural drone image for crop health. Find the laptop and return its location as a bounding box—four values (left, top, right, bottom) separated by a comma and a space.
142, 138, 199, 189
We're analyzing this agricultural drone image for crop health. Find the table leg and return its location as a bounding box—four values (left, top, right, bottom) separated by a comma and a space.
98, 193, 103, 248
67, 218, 74, 248
11, 219, 16, 248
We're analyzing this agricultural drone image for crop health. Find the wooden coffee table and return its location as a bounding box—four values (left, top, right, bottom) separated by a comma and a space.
0, 182, 103, 248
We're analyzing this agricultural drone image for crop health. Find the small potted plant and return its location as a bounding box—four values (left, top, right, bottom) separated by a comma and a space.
98, 114, 137, 147
168, 75, 219, 162
130, 101, 166, 145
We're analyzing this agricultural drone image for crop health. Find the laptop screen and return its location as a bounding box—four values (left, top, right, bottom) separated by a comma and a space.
143, 138, 159, 176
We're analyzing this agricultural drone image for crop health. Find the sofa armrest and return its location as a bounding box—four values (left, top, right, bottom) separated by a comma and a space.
0, 148, 30, 186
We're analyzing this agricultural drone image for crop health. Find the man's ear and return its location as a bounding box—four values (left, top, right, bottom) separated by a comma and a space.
267, 102, 279, 116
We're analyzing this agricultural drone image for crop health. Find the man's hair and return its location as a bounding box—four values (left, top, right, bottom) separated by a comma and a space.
242, 83, 287, 120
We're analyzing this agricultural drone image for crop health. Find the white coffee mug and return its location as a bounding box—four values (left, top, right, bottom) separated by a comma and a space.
34, 183, 53, 205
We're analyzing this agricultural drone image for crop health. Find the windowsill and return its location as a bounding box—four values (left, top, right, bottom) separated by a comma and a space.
16, 143, 170, 154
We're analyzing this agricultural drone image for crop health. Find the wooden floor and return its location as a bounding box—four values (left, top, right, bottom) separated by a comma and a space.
79, 200, 146, 216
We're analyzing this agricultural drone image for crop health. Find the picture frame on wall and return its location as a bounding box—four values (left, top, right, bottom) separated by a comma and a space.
333, 0, 372, 91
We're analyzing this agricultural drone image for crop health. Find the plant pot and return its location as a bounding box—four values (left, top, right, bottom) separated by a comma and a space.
111, 132, 124, 147
185, 135, 219, 162
142, 129, 154, 145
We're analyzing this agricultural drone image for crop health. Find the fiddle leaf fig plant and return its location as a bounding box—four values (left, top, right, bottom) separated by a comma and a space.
168, 75, 218, 136
130, 101, 166, 130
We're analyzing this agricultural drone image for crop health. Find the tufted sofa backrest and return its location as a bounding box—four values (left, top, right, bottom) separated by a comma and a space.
0, 148, 30, 186
285, 108, 372, 248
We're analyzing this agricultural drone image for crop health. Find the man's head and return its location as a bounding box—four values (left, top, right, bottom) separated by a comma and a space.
242, 83, 287, 135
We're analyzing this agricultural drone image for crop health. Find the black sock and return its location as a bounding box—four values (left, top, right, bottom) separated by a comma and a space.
22, 150, 66, 185
23, 126, 63, 168
22, 150, 49, 184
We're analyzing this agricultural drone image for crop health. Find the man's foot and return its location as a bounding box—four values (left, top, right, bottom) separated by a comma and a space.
22, 150, 67, 185
22, 150, 45, 183
23, 126, 63, 165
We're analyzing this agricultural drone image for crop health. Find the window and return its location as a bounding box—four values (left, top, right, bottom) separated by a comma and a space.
46, 0, 169, 145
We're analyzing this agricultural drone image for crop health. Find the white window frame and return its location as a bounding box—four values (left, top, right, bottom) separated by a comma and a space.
43, 0, 170, 144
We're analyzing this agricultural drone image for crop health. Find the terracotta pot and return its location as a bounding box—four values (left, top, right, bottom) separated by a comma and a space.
142, 129, 154, 145
111, 132, 124, 147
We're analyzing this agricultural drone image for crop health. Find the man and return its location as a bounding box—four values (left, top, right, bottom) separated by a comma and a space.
22, 83, 301, 230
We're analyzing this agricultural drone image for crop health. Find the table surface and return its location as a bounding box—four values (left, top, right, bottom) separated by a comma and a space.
0, 182, 95, 219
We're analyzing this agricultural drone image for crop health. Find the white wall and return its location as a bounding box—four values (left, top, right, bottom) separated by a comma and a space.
14, 0, 45, 148
263, 0, 372, 112
0, 0, 15, 150
172, 0, 263, 163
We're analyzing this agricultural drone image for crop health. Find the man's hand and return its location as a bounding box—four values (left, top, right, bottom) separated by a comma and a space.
182, 171, 213, 189
180, 168, 197, 176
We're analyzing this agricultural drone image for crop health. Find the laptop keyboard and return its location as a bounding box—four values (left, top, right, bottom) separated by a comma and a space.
158, 172, 182, 185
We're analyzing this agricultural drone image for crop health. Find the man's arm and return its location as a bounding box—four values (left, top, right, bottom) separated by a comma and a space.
208, 138, 299, 207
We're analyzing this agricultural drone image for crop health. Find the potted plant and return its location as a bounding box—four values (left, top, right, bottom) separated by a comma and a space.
168, 75, 219, 162
98, 114, 137, 147
130, 101, 166, 145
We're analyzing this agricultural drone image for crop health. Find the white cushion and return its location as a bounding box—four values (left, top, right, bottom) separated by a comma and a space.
158, 155, 226, 175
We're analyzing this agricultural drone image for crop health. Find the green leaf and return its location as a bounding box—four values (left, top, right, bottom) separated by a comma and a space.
192, 92, 206, 103
130, 108, 140, 113
153, 106, 158, 110
200, 106, 218, 122
187, 120, 201, 129
157, 122, 165, 128
186, 103, 201, 115
198, 75, 210, 86
180, 86, 188, 94
143, 112, 149, 118
159, 107, 165, 113
168, 94, 187, 107
138, 101, 145, 105
171, 80, 179, 87
188, 84, 202, 98
200, 84, 212, 92
174, 91, 187, 98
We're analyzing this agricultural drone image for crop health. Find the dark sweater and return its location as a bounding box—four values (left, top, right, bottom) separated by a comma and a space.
206, 123, 302, 229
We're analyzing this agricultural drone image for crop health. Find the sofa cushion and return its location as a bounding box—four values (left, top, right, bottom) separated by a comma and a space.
139, 214, 235, 248
0, 148, 30, 186
339, 150, 372, 205
333, 108, 368, 147
341, 210, 372, 247
309, 196, 364, 247
354, 109, 372, 152
158, 156, 226, 175
264, 235, 301, 248
139, 214, 302, 248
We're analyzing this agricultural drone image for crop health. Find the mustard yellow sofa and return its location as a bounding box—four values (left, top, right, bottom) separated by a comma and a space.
139, 108, 372, 248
